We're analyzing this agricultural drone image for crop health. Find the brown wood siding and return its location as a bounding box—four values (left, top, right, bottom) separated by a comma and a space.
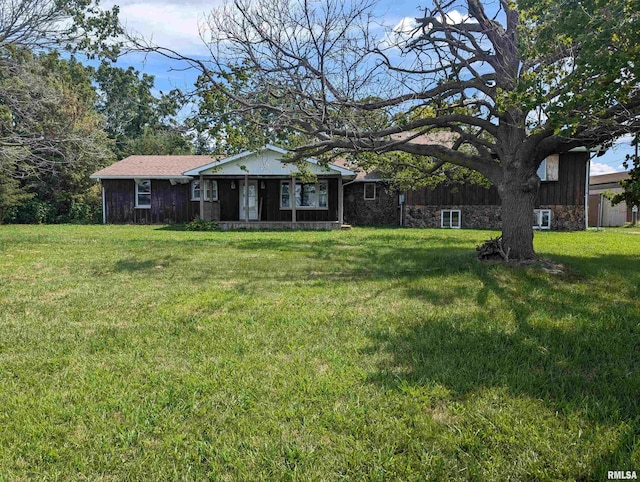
103, 179, 196, 224
218, 179, 240, 221
260, 179, 291, 221
407, 152, 588, 207
408, 182, 501, 206
537, 152, 587, 205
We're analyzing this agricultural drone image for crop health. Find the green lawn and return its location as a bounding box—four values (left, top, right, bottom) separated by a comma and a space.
0, 225, 638, 480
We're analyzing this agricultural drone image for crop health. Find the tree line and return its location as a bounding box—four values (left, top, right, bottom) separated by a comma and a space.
0, 0, 201, 223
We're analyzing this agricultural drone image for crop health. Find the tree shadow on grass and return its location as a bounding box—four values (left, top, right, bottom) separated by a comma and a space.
111, 256, 184, 272
365, 253, 640, 477
147, 229, 638, 475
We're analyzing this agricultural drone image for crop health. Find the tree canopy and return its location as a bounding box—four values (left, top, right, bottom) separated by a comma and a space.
0, 1, 196, 222
94, 63, 188, 157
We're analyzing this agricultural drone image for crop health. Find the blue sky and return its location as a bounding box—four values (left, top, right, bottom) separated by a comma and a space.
103, 0, 632, 174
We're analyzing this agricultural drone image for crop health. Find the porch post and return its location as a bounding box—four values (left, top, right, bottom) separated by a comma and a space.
244, 173, 249, 222
338, 176, 344, 225
290, 176, 296, 224
199, 173, 205, 220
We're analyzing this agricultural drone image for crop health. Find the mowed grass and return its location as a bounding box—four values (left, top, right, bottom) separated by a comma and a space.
0, 225, 638, 480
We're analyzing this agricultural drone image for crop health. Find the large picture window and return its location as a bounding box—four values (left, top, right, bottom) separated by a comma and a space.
533, 209, 551, 229
441, 209, 461, 229
281, 180, 328, 209
135, 179, 151, 208
191, 180, 218, 201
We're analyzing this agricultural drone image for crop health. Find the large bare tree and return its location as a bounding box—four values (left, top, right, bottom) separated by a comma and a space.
136, 0, 640, 260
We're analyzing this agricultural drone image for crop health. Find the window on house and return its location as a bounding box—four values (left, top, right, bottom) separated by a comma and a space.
135, 179, 151, 208
191, 180, 218, 201
280, 180, 328, 209
318, 182, 328, 208
441, 209, 461, 229
537, 159, 547, 181
533, 209, 551, 229
364, 183, 376, 200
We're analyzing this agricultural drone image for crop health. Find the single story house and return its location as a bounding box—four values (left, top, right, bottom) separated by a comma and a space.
91, 145, 356, 229
588, 171, 633, 227
91, 146, 591, 231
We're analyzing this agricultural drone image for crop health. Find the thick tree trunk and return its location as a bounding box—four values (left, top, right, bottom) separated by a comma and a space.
497, 170, 539, 261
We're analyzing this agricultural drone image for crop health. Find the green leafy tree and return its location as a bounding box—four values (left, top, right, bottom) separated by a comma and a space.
125, 127, 194, 155
192, 67, 302, 154
94, 63, 189, 157
610, 138, 640, 212
0, 0, 120, 221
0, 49, 114, 222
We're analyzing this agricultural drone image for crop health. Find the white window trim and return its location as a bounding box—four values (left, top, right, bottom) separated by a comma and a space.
211, 180, 218, 201
364, 182, 376, 200
191, 180, 204, 201
135, 179, 151, 209
537, 158, 547, 181
280, 180, 329, 210
533, 209, 552, 230
191, 180, 218, 201
441, 209, 461, 229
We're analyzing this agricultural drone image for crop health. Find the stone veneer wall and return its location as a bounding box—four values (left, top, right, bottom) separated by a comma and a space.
404, 204, 585, 231
344, 182, 400, 226
541, 205, 585, 231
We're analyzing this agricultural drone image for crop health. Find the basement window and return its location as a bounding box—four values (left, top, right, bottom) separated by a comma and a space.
441, 210, 461, 229
135, 179, 151, 208
364, 183, 376, 200
533, 209, 551, 229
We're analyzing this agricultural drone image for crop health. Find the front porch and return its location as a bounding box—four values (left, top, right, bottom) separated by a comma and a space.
194, 175, 346, 225
184, 145, 356, 228
218, 220, 343, 230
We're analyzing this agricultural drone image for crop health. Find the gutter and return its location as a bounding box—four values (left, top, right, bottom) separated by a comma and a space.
90, 175, 194, 180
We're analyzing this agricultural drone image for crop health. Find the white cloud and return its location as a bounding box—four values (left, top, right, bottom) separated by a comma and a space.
103, 0, 218, 55
389, 10, 471, 37
440, 10, 471, 25
392, 17, 418, 36
590, 161, 622, 175
384, 10, 474, 51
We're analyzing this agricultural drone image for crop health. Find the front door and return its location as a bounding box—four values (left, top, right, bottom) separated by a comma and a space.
239, 180, 259, 220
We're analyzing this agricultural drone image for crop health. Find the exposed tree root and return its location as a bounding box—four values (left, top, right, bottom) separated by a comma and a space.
476, 237, 569, 275
476, 236, 511, 262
